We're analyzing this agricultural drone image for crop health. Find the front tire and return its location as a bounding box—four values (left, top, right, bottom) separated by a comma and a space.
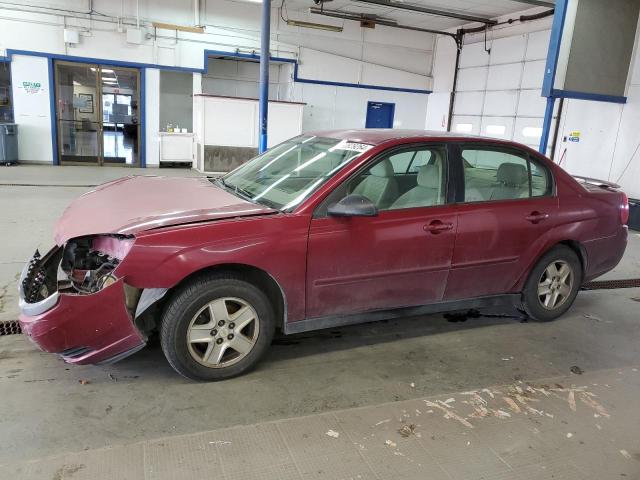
160, 273, 275, 381
522, 246, 582, 322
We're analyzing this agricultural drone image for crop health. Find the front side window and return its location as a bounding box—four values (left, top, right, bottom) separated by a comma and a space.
348, 146, 447, 210
220, 136, 372, 210
462, 148, 551, 202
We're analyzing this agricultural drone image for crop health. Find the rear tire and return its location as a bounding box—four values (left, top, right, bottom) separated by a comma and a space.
522, 246, 582, 322
160, 273, 275, 381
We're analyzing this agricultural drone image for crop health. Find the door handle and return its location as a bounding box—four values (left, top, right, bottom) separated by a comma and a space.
525, 211, 550, 224
424, 220, 454, 234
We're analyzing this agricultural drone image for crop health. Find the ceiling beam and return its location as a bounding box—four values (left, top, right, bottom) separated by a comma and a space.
346, 0, 497, 25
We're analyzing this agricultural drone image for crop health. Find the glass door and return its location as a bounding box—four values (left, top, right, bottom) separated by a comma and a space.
54, 61, 140, 166
101, 67, 140, 166
55, 61, 102, 165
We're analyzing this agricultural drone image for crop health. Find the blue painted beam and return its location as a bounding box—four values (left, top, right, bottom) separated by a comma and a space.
552, 89, 627, 104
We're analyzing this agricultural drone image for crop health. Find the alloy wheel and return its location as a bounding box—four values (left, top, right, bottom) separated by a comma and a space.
537, 260, 574, 310
186, 297, 260, 368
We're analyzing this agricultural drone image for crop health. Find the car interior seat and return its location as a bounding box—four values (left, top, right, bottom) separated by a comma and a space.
352, 158, 399, 209
390, 164, 442, 209
491, 162, 529, 200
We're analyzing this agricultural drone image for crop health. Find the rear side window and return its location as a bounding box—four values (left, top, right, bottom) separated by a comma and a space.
462, 148, 551, 202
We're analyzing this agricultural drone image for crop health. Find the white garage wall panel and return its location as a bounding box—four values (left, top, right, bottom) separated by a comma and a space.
452, 30, 554, 152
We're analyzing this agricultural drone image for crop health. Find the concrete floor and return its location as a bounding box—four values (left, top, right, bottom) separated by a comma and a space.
1, 164, 639, 479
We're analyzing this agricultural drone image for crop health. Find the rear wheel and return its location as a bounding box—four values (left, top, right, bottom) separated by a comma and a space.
160, 273, 275, 381
522, 246, 582, 322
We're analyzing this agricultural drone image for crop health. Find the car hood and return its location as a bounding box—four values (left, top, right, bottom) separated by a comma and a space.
54, 176, 276, 244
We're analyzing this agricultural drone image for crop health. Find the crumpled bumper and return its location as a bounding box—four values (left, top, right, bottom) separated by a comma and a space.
18, 254, 145, 365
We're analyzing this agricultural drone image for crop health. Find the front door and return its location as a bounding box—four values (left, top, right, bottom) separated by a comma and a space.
306, 144, 457, 319
444, 144, 559, 300
54, 61, 140, 166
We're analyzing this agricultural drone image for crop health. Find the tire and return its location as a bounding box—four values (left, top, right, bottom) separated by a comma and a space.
522, 245, 582, 322
160, 273, 276, 381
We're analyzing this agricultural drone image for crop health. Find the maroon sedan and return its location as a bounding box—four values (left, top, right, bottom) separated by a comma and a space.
19, 130, 628, 380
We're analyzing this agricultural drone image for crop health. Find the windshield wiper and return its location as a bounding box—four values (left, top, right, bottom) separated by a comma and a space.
215, 178, 258, 203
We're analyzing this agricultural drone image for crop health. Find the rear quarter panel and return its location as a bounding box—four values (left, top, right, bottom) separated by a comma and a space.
115, 213, 310, 322
512, 164, 627, 288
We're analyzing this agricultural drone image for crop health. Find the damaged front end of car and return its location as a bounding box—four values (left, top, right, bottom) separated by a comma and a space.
18, 235, 157, 365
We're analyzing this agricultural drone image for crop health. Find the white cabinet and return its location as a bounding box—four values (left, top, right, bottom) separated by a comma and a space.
159, 132, 193, 164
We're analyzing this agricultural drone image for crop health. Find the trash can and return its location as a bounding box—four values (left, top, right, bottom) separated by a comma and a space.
0, 123, 18, 165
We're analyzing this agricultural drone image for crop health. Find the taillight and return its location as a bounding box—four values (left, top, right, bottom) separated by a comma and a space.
621, 192, 629, 225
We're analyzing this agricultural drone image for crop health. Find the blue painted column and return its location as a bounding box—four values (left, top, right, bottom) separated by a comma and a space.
539, 96, 555, 155
539, 0, 568, 155
258, 0, 271, 153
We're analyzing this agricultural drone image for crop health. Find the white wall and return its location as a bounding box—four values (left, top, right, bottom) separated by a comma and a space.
289, 82, 429, 132
0, 0, 435, 163
9, 55, 53, 162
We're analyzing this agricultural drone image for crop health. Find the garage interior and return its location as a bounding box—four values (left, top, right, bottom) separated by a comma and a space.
1, 0, 640, 479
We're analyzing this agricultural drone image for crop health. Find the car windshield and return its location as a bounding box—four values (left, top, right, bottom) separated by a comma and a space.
218, 136, 373, 210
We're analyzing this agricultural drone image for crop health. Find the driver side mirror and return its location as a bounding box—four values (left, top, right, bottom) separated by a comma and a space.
327, 194, 378, 217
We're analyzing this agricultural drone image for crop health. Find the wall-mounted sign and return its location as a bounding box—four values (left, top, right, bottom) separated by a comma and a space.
567, 131, 581, 143
21, 81, 42, 95
78, 93, 94, 113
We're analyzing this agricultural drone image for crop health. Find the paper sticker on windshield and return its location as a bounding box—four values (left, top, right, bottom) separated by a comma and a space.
336, 142, 373, 152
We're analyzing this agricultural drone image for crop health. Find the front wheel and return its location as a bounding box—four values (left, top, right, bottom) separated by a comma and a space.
160, 274, 275, 381
522, 246, 582, 322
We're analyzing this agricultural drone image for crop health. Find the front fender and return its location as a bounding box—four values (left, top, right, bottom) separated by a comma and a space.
114, 214, 310, 322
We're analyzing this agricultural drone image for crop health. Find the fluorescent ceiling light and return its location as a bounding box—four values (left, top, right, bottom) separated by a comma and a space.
90, 67, 115, 73
286, 19, 343, 32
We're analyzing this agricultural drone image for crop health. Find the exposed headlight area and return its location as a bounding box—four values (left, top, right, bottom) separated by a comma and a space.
60, 235, 134, 295
20, 235, 135, 311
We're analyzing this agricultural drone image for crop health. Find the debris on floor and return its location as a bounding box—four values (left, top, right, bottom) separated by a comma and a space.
384, 439, 397, 448
409, 382, 415, 388
620, 449, 632, 459
397, 424, 417, 438
326, 429, 340, 438
374, 419, 390, 426
570, 365, 584, 375
566, 432, 573, 439
78, 379, 90, 385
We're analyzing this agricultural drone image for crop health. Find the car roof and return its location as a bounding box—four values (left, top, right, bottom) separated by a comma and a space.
304, 129, 491, 146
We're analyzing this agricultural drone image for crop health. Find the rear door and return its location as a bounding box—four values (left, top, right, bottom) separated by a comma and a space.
305, 144, 458, 319
444, 143, 559, 300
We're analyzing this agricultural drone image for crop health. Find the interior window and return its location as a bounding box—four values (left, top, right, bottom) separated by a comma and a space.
388, 150, 433, 174
349, 147, 447, 210
462, 148, 549, 202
